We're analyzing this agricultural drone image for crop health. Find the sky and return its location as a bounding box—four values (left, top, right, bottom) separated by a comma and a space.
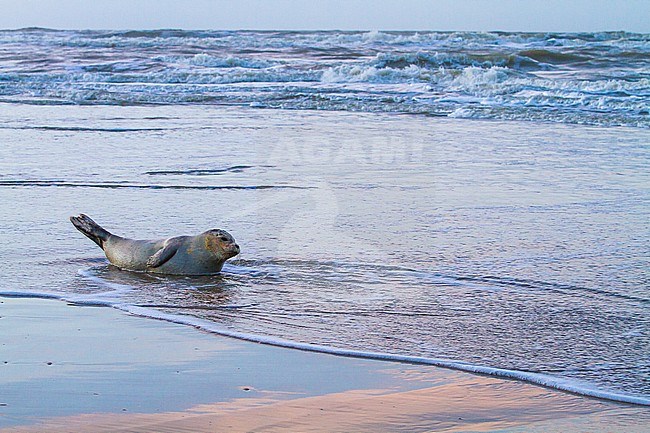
0, 0, 648, 33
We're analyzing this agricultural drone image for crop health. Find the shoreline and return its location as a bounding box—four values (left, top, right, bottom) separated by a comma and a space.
1, 296, 648, 432
3, 286, 649, 408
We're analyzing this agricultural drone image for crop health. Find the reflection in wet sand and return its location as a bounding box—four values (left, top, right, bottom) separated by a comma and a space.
6, 377, 647, 433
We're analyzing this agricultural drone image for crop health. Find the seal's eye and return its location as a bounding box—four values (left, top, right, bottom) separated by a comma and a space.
220, 236, 229, 242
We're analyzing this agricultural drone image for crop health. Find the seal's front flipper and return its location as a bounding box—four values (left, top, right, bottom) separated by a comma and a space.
146, 240, 179, 268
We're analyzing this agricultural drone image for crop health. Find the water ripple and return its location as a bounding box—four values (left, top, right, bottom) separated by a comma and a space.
0, 180, 309, 190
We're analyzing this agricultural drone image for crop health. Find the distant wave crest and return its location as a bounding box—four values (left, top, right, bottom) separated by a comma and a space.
0, 29, 648, 127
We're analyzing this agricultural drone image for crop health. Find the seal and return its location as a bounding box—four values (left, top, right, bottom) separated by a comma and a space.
70, 214, 240, 275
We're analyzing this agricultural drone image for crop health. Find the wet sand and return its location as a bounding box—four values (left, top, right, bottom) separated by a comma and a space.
1, 297, 648, 432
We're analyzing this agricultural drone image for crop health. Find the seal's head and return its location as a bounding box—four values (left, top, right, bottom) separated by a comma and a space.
204, 229, 240, 259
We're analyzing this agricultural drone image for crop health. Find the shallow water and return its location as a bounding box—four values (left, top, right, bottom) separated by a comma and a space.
0, 103, 648, 404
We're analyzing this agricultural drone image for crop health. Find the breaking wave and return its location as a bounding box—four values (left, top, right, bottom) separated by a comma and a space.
0, 29, 648, 127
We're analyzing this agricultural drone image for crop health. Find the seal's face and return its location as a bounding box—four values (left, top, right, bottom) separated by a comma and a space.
205, 229, 240, 259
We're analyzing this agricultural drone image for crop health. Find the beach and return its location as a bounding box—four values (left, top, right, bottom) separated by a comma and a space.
0, 29, 648, 431
1, 297, 648, 432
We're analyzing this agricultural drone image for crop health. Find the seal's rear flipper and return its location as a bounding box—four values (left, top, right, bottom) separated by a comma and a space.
70, 214, 111, 250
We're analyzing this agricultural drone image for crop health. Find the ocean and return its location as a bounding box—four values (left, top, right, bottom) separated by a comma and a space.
0, 29, 648, 405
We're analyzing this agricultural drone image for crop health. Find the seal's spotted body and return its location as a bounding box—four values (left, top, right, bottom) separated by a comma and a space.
70, 214, 239, 275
